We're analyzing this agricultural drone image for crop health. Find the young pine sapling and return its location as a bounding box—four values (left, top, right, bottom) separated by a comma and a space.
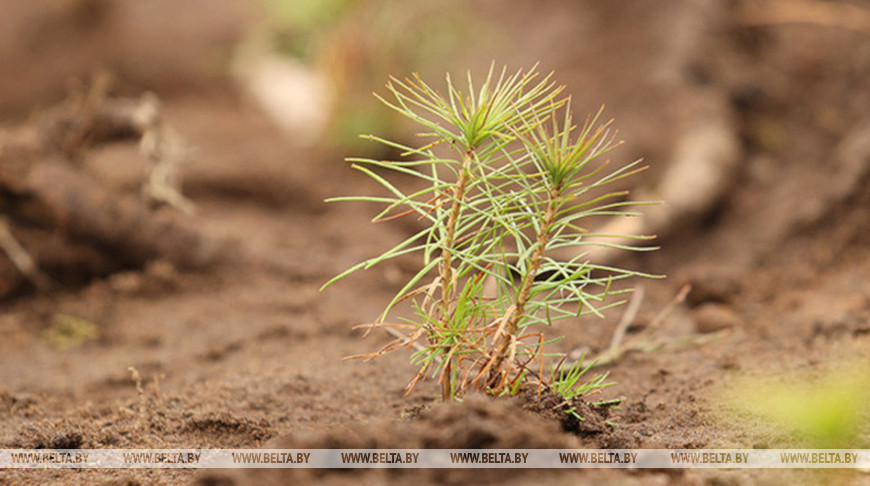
323, 65, 655, 403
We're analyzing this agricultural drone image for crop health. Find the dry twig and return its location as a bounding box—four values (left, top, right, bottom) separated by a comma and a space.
0, 217, 53, 291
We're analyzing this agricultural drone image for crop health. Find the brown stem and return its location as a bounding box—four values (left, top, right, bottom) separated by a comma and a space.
437, 151, 473, 400
488, 184, 561, 391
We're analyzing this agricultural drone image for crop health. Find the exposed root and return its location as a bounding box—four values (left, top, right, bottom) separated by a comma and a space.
0, 82, 224, 299
137, 93, 197, 215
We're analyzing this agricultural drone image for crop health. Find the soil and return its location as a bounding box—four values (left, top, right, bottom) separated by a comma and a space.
2, 1, 870, 485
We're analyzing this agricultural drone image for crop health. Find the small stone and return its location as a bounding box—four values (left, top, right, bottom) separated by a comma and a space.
693, 303, 740, 333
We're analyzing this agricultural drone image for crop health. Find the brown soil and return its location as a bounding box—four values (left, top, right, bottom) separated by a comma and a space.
2, 1, 870, 485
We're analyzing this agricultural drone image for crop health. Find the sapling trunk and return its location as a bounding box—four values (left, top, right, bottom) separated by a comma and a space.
437, 150, 473, 400
487, 183, 561, 391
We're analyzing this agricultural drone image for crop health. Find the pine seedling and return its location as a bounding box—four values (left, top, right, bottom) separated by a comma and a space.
550, 354, 617, 421
322, 64, 655, 401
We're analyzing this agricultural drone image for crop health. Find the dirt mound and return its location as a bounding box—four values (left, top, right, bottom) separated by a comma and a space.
195, 395, 584, 486
518, 389, 615, 438
195, 394, 706, 485
293, 394, 577, 448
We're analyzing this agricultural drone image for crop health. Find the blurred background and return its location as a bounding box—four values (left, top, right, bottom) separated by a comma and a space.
2, 0, 868, 263
1, 0, 869, 474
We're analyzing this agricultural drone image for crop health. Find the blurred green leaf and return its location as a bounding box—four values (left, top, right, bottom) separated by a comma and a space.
43, 314, 99, 351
